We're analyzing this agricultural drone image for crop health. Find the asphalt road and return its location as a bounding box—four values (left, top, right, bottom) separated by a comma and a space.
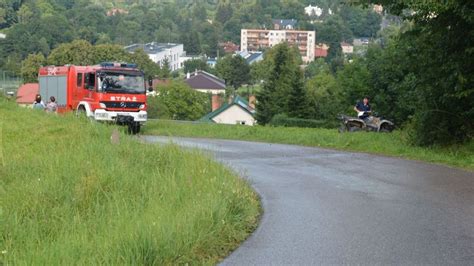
143, 136, 474, 265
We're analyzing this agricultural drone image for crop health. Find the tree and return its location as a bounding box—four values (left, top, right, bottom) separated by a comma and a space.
148, 81, 210, 121
47, 41, 159, 80
305, 58, 331, 79
361, 0, 474, 145
47, 40, 95, 66
21, 53, 45, 83
93, 44, 129, 63
287, 68, 311, 119
183, 58, 209, 74
215, 3, 233, 24
326, 42, 344, 73
306, 72, 342, 120
256, 43, 302, 124
159, 58, 171, 79
250, 58, 272, 84
215, 55, 250, 89
180, 30, 201, 55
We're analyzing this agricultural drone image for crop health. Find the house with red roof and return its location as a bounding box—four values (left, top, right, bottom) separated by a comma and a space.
16, 83, 39, 107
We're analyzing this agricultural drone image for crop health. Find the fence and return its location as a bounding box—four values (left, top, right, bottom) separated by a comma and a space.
0, 70, 22, 96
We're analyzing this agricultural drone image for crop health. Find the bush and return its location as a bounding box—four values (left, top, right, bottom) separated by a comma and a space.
147, 81, 210, 120
269, 114, 337, 129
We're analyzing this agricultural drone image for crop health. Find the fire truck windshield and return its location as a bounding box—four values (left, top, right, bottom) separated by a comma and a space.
98, 72, 145, 94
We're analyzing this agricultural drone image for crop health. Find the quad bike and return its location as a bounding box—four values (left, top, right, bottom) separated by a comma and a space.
339, 112, 395, 133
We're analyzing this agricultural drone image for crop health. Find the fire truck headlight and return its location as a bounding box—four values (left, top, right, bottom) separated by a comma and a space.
99, 103, 107, 108
139, 104, 145, 109
138, 113, 147, 119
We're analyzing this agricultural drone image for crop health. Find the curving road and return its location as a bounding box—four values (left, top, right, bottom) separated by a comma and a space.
143, 136, 474, 265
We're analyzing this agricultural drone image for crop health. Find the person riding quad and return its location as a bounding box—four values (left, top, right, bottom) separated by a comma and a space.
354, 96, 371, 120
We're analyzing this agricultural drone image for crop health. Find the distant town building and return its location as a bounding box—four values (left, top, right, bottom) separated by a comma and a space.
373, 5, 383, 14
241, 29, 315, 63
0, 33, 6, 39
237, 51, 264, 65
200, 96, 256, 126
315, 43, 329, 58
179, 54, 203, 69
107, 8, 128, 16
341, 42, 354, 54
272, 19, 297, 30
219, 41, 240, 54
206, 58, 217, 68
124, 42, 184, 71
305, 5, 323, 17
185, 70, 226, 95
353, 38, 370, 46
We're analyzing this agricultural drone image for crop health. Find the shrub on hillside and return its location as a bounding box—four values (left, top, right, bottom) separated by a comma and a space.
147, 81, 210, 120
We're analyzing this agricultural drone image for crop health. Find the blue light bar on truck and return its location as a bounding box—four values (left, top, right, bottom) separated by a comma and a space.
100, 62, 138, 68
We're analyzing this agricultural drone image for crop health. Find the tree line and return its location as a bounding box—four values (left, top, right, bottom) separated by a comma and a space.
1, 0, 381, 75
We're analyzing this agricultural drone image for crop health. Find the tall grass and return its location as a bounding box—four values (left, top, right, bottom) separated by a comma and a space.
145, 120, 473, 170
0, 98, 260, 265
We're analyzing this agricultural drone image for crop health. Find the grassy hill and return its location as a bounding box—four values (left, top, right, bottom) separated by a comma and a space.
144, 120, 474, 170
0, 98, 260, 264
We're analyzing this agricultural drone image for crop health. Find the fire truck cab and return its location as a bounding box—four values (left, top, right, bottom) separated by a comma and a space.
38, 62, 147, 134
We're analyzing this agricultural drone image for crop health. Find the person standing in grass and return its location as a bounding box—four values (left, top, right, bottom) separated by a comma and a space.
32, 94, 45, 110
46, 96, 58, 113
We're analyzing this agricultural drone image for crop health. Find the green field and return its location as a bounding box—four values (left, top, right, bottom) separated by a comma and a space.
0, 99, 260, 264
144, 120, 474, 170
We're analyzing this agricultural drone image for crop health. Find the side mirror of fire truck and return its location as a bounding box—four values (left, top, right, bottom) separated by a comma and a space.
147, 79, 153, 92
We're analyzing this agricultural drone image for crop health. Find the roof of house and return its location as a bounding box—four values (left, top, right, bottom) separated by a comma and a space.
340, 42, 353, 47
124, 42, 182, 55
200, 96, 255, 123
16, 83, 39, 104
219, 41, 240, 53
315, 47, 328, 57
237, 51, 263, 64
273, 19, 297, 29
185, 71, 226, 90
245, 52, 263, 64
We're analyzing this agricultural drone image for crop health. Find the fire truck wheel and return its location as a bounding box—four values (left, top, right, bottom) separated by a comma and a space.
127, 122, 141, 135
76, 106, 87, 118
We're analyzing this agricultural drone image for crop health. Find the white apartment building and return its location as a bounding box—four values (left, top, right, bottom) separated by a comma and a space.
241, 29, 315, 63
124, 42, 184, 71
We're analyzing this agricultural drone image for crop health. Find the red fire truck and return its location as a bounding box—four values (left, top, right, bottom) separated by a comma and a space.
38, 62, 147, 134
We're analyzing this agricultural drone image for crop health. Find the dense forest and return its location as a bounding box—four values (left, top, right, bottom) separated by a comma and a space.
1, 0, 472, 146
0, 0, 380, 73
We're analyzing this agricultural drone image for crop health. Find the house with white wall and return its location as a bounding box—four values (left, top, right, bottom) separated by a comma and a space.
200, 96, 256, 126
124, 42, 184, 71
